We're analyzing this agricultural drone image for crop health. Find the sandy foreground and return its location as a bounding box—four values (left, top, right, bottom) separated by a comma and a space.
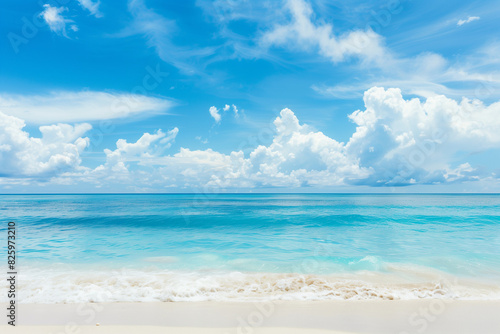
2, 300, 500, 334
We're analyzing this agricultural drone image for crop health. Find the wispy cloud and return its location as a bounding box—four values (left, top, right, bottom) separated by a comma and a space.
197, 1, 496, 102
457, 16, 480, 26
313, 44, 500, 101
0, 91, 174, 124
40, 4, 77, 38
125, 0, 215, 74
232, 104, 239, 116
195, 0, 284, 63
78, 0, 103, 18
120, 0, 289, 77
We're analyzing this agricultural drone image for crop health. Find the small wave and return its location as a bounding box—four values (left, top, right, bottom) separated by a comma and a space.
3, 267, 500, 304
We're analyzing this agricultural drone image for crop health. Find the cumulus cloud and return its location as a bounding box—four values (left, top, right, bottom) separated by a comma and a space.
345, 87, 500, 185
93, 88, 500, 189
4, 88, 500, 190
244, 108, 368, 187
92, 128, 179, 181
457, 16, 480, 26
86, 108, 369, 189
261, 0, 388, 65
209, 106, 221, 123
0, 112, 90, 177
0, 91, 174, 124
78, 0, 103, 18
40, 4, 77, 37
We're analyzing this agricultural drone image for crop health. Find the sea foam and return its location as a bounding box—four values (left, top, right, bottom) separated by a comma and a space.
4, 266, 500, 303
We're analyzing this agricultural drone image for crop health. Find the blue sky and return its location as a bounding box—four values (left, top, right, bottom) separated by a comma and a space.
1, 0, 500, 193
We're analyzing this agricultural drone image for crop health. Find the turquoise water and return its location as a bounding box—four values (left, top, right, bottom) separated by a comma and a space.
1, 194, 500, 302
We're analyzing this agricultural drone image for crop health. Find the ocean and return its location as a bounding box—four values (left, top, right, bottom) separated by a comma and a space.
1, 194, 500, 303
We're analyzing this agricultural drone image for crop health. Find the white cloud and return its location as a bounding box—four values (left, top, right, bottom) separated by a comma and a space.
0, 112, 90, 177
209, 106, 221, 123
210, 103, 240, 122
92, 128, 179, 181
85, 107, 369, 189
126, 0, 215, 74
78, 0, 103, 18
314, 46, 500, 101
0, 91, 174, 124
111, 129, 177, 160
4, 87, 500, 190
245, 108, 368, 187
95, 89, 500, 189
40, 4, 76, 37
261, 0, 388, 65
457, 16, 480, 26
252, 2, 493, 102
345, 87, 500, 185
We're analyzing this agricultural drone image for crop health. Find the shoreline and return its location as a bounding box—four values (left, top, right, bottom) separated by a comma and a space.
2, 327, 352, 334
3, 300, 500, 333
9, 264, 500, 303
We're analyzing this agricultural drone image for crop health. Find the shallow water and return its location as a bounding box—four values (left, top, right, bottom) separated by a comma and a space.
1, 194, 500, 302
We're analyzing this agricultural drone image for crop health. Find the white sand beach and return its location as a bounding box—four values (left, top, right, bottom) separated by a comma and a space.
2, 300, 500, 333
1, 326, 350, 334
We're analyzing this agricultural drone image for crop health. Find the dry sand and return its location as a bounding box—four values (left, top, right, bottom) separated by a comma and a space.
2, 300, 500, 333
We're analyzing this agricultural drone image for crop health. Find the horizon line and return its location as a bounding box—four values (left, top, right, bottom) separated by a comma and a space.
1, 192, 500, 195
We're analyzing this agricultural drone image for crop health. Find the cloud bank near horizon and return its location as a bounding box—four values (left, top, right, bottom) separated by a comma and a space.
1, 87, 499, 191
